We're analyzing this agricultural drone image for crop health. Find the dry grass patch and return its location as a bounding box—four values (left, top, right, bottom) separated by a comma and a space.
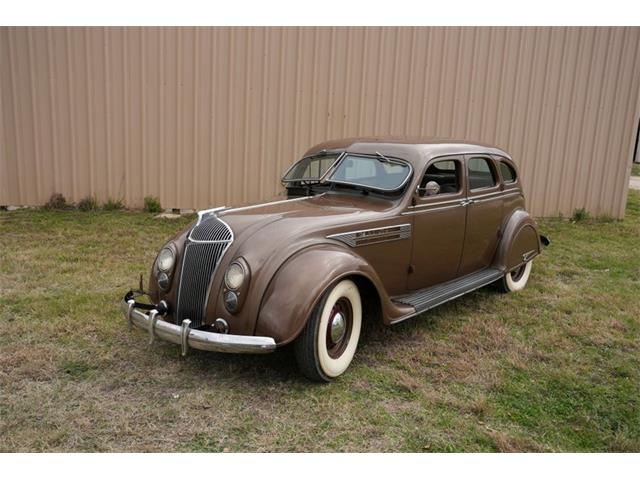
1, 192, 639, 452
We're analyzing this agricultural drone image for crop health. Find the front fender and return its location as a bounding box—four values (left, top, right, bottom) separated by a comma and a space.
255, 244, 407, 346
493, 209, 542, 272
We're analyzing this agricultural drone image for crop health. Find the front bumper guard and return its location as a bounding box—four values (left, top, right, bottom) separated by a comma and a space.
122, 299, 276, 355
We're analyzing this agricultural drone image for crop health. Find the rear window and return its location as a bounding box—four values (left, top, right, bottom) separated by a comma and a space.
499, 161, 517, 183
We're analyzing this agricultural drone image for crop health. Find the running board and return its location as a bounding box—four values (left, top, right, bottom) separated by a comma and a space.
392, 268, 503, 322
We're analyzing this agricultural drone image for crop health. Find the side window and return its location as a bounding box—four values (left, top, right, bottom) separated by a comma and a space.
499, 161, 517, 184
283, 154, 340, 181
468, 157, 497, 190
418, 159, 461, 197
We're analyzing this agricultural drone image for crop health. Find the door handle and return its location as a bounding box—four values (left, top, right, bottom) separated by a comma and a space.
460, 199, 475, 206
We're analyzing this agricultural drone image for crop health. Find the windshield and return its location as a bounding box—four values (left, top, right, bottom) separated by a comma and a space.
282, 154, 340, 183
325, 154, 411, 191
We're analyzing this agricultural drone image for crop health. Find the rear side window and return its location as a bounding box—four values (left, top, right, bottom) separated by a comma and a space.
468, 157, 497, 190
499, 161, 517, 183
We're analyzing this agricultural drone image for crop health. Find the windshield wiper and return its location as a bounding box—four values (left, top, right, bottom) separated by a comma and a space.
375, 151, 392, 163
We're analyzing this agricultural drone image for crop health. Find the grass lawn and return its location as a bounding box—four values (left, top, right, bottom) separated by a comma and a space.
632, 163, 640, 177
1, 192, 639, 452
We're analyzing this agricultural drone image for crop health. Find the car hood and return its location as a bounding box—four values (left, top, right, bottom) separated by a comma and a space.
159, 191, 404, 336
216, 192, 399, 252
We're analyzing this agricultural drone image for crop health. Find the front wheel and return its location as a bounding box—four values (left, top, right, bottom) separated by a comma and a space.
498, 260, 533, 293
294, 279, 362, 382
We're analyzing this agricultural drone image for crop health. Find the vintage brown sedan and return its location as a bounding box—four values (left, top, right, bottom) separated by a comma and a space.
123, 137, 548, 381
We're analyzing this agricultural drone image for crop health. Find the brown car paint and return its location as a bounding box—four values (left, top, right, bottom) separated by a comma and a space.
147, 138, 543, 346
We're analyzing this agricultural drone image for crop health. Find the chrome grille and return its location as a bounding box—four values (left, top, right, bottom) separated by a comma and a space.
176, 216, 232, 328
189, 216, 233, 242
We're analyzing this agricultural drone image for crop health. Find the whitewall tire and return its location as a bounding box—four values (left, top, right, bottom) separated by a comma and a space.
294, 279, 362, 382
501, 260, 533, 292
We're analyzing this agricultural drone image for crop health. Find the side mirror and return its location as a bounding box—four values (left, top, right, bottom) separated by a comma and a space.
424, 181, 440, 196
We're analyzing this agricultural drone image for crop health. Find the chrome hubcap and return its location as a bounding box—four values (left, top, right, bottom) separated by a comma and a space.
330, 312, 346, 344
326, 297, 353, 359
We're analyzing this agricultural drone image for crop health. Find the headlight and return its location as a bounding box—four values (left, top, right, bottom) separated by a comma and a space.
224, 262, 245, 290
157, 247, 175, 272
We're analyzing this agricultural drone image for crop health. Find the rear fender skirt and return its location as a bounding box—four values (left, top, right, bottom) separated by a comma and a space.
493, 209, 542, 272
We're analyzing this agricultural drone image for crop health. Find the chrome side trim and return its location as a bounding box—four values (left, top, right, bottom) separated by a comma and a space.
473, 191, 522, 204
327, 223, 412, 247
407, 197, 462, 209
501, 191, 522, 198
122, 300, 276, 354
221, 195, 317, 214
406, 188, 522, 214
402, 204, 463, 215
469, 188, 520, 200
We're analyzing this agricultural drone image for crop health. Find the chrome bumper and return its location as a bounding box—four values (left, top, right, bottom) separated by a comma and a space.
122, 299, 276, 354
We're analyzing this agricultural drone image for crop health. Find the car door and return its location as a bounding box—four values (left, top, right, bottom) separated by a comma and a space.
457, 155, 504, 276
407, 156, 467, 290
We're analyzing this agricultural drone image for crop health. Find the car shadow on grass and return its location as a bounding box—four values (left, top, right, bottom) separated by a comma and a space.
145, 285, 503, 387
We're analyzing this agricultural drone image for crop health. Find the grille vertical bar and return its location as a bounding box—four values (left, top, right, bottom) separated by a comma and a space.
175, 217, 233, 328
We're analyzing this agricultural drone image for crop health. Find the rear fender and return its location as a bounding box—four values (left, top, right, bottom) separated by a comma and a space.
493, 209, 542, 272
255, 244, 412, 345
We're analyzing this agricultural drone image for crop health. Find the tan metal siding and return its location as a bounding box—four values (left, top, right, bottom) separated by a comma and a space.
1, 26, 639, 217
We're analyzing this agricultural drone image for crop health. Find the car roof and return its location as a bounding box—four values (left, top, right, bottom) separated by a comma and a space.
302, 136, 512, 167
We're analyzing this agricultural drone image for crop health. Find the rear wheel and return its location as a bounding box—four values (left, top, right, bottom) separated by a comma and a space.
294, 279, 362, 382
499, 260, 533, 293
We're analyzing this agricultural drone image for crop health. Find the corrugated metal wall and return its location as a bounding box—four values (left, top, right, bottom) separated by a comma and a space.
1, 27, 639, 217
